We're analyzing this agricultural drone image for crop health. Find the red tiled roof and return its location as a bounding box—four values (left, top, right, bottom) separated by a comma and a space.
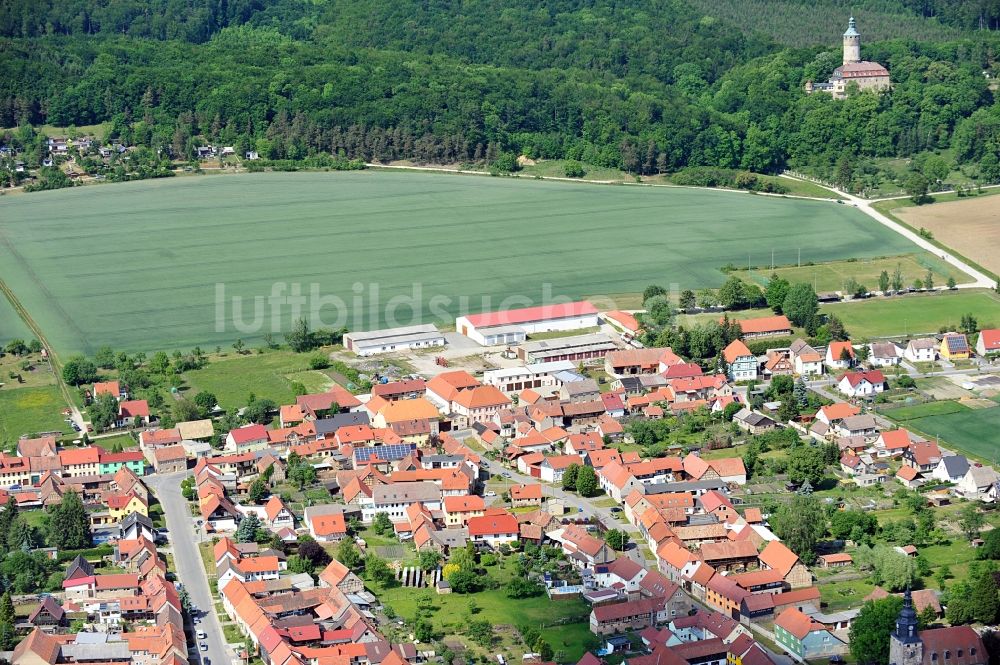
463, 301, 597, 328
737, 315, 792, 335
723, 339, 753, 363
119, 399, 150, 418
467, 512, 518, 536
510, 483, 542, 500
979, 329, 1000, 352
775, 607, 825, 640
759, 541, 799, 576
604, 310, 640, 332
229, 424, 268, 444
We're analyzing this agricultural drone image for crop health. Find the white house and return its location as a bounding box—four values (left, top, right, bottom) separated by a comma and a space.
868, 342, 901, 367
932, 455, 970, 484
837, 370, 886, 398
467, 512, 519, 549
976, 330, 1000, 356
539, 455, 580, 483
826, 341, 856, 370
455, 301, 599, 346
903, 338, 937, 363
790, 339, 824, 376
959, 465, 999, 498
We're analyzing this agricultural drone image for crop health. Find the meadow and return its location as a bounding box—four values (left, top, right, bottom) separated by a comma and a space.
735, 253, 970, 293
820, 289, 1000, 339
0, 385, 70, 445
181, 350, 338, 410
0, 171, 920, 355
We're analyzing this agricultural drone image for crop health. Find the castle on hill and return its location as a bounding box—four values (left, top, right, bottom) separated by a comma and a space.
806, 17, 891, 99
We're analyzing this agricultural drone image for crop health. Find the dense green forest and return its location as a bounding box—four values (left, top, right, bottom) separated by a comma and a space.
4, 0, 1000, 190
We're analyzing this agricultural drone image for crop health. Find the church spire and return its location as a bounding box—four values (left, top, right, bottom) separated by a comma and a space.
895, 586, 920, 643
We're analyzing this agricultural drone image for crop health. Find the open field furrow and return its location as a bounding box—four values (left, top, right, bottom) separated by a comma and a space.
0, 171, 920, 354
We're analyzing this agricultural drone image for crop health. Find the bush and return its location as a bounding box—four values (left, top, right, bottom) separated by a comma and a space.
309, 354, 330, 370
564, 160, 585, 178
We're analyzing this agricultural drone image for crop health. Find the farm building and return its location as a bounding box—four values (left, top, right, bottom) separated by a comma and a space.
344, 324, 446, 356
455, 301, 599, 345
482, 360, 575, 393
735, 315, 793, 339
518, 333, 618, 363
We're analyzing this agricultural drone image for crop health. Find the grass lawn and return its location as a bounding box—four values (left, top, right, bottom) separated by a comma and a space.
376, 579, 592, 661
0, 170, 917, 355
733, 253, 970, 293
182, 349, 341, 410
817, 577, 875, 612
676, 307, 781, 329
0, 385, 70, 446
517, 159, 628, 182
93, 433, 138, 450
820, 289, 1000, 339
0, 352, 54, 390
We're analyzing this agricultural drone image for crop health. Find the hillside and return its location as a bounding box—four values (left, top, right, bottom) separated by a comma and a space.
690, 0, 963, 46
2, 0, 1000, 191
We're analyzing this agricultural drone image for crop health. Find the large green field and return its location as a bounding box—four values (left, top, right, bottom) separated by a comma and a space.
821, 289, 1000, 339
0, 171, 919, 355
0, 292, 31, 345
884, 399, 1000, 463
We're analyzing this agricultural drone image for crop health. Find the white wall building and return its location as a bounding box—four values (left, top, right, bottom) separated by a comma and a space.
344, 324, 446, 356
482, 360, 575, 393
456, 301, 599, 346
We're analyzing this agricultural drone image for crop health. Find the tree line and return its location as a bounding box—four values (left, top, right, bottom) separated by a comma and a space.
2, 1, 1000, 187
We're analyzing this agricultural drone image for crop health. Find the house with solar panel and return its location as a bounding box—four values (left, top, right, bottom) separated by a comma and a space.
940, 333, 970, 360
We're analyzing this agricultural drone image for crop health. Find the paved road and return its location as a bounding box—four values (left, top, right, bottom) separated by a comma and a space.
148, 471, 230, 665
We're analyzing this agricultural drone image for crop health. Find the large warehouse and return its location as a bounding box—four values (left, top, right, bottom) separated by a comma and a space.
344, 323, 446, 356
455, 301, 599, 346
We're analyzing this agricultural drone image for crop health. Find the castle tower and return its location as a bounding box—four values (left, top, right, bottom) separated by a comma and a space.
843, 16, 861, 65
889, 588, 923, 665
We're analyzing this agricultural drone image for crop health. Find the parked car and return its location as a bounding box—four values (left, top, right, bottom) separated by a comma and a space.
200, 643, 208, 652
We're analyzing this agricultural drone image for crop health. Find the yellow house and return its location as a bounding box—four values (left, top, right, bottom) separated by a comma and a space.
940, 333, 970, 360
107, 492, 149, 521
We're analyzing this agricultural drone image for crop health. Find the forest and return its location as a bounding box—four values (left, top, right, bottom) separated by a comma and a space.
4, 0, 1000, 188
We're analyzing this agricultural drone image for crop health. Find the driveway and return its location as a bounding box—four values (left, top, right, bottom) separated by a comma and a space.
147, 471, 231, 665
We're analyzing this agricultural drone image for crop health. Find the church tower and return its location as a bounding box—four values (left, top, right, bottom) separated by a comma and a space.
889, 588, 923, 665
843, 16, 861, 65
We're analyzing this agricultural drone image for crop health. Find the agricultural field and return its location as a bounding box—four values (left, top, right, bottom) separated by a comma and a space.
0, 385, 70, 445
895, 194, 1000, 277
0, 171, 918, 355
884, 399, 1000, 463
820, 289, 1000, 339
735, 253, 970, 293
0, 292, 31, 344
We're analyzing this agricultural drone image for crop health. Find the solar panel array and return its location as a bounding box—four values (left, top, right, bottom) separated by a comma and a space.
947, 335, 968, 353
353, 443, 416, 462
